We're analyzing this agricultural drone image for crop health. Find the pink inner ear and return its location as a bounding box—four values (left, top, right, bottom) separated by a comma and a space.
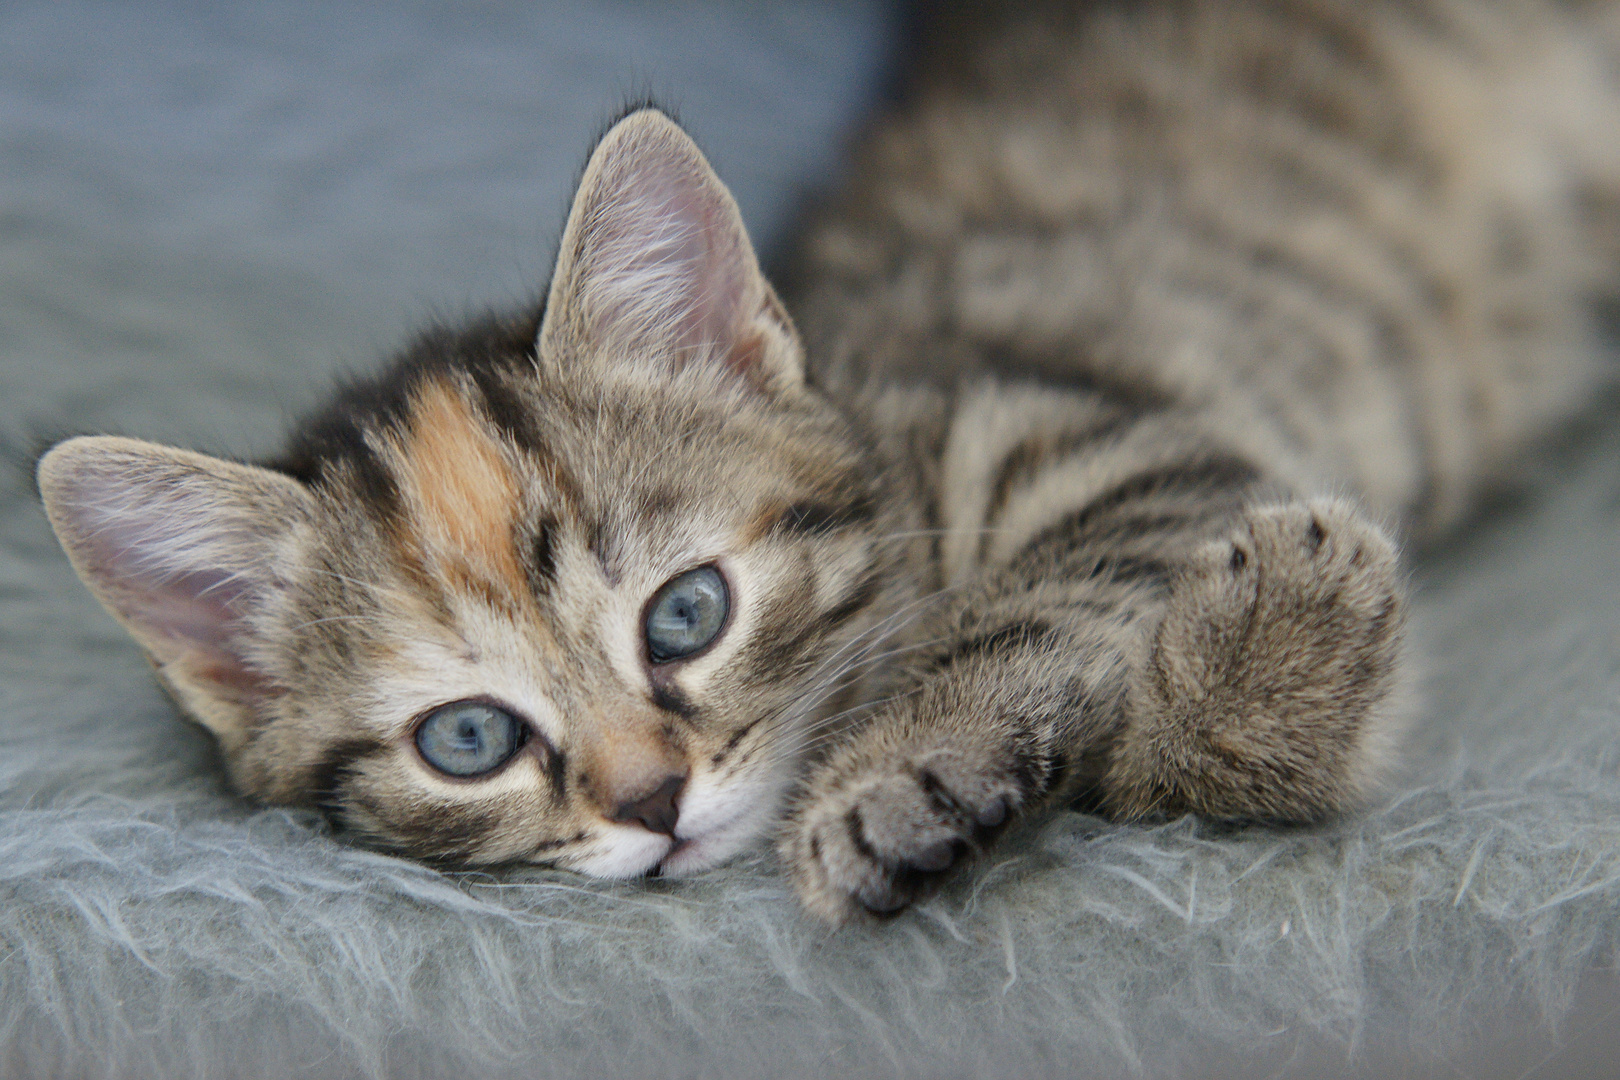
726, 326, 767, 378
580, 143, 755, 366
54, 464, 281, 698
127, 566, 253, 648
95, 536, 276, 697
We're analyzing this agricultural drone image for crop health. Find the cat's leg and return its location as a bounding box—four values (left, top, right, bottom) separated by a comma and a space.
782, 483, 1406, 923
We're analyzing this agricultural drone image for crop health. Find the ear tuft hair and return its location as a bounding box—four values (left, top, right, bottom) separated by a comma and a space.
539, 109, 802, 391
37, 436, 311, 748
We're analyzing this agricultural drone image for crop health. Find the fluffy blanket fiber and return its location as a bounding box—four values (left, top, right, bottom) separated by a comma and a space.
3, 3, 1619, 1077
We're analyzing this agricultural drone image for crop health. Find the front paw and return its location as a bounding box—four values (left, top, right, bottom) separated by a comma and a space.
1106, 497, 1407, 823
782, 739, 1022, 923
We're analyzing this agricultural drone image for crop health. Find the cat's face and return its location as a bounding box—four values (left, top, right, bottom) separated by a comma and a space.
38, 111, 892, 876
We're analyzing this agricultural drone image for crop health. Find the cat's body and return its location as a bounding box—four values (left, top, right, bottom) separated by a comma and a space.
37, 0, 1620, 920
793, 0, 1620, 535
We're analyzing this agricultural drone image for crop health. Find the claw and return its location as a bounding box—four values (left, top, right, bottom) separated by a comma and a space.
975, 796, 1008, 830
904, 837, 959, 873
858, 881, 909, 915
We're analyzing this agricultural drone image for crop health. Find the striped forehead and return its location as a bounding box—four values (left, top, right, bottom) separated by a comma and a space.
360, 375, 871, 597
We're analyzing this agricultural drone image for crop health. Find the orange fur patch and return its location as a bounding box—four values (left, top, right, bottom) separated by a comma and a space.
393, 381, 528, 607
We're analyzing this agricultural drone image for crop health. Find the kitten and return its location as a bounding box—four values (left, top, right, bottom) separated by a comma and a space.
36, 0, 1620, 922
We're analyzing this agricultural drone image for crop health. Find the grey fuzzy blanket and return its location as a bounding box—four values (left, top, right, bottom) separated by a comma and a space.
4, 3, 1619, 1077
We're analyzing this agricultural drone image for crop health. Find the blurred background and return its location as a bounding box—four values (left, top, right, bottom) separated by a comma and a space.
0, 0, 899, 457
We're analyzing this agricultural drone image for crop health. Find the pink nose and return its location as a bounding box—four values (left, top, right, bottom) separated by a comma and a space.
610, 772, 686, 836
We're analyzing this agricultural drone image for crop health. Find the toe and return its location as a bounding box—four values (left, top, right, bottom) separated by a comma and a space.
902, 837, 960, 873
975, 795, 1009, 830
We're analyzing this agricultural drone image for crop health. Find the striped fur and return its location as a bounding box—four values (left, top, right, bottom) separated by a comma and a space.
776, 0, 1620, 918
35, 0, 1620, 921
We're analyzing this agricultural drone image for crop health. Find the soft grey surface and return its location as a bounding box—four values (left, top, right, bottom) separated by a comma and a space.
4, 3, 1620, 1078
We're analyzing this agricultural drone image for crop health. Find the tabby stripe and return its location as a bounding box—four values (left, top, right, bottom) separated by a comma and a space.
774, 494, 877, 536
822, 569, 883, 632
1006, 744, 1052, 801
927, 619, 1052, 673
711, 716, 764, 766
469, 362, 543, 452
650, 681, 695, 721
346, 442, 406, 525
918, 474, 944, 592
355, 791, 501, 863
636, 487, 683, 526
1014, 454, 1258, 561
1057, 454, 1259, 533
920, 386, 954, 590
846, 806, 880, 864
587, 517, 619, 585
308, 737, 391, 811
1083, 553, 1171, 584
1060, 508, 1204, 548
532, 830, 588, 854
978, 344, 1174, 412
530, 517, 557, 592
739, 567, 882, 683
979, 411, 1138, 560
544, 745, 569, 800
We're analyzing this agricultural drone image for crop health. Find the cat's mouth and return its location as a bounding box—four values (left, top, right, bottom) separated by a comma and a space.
651, 810, 760, 877
626, 776, 778, 878
652, 834, 712, 877
645, 839, 690, 878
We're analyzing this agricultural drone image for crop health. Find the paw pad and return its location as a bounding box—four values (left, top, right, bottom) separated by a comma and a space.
788, 744, 1025, 921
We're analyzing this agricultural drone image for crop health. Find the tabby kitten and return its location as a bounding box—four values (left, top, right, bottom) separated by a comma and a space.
37, 0, 1620, 921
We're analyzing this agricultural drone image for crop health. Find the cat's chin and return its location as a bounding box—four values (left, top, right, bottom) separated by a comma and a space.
565, 808, 768, 879
647, 773, 782, 877
650, 797, 775, 877
655, 818, 761, 878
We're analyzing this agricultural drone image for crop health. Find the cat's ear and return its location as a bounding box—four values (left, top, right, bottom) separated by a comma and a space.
37, 436, 311, 751
539, 108, 802, 391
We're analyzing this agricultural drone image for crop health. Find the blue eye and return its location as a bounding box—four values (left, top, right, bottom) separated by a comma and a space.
645, 566, 729, 663
415, 701, 525, 777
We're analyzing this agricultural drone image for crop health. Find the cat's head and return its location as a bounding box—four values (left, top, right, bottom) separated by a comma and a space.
38, 110, 895, 877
